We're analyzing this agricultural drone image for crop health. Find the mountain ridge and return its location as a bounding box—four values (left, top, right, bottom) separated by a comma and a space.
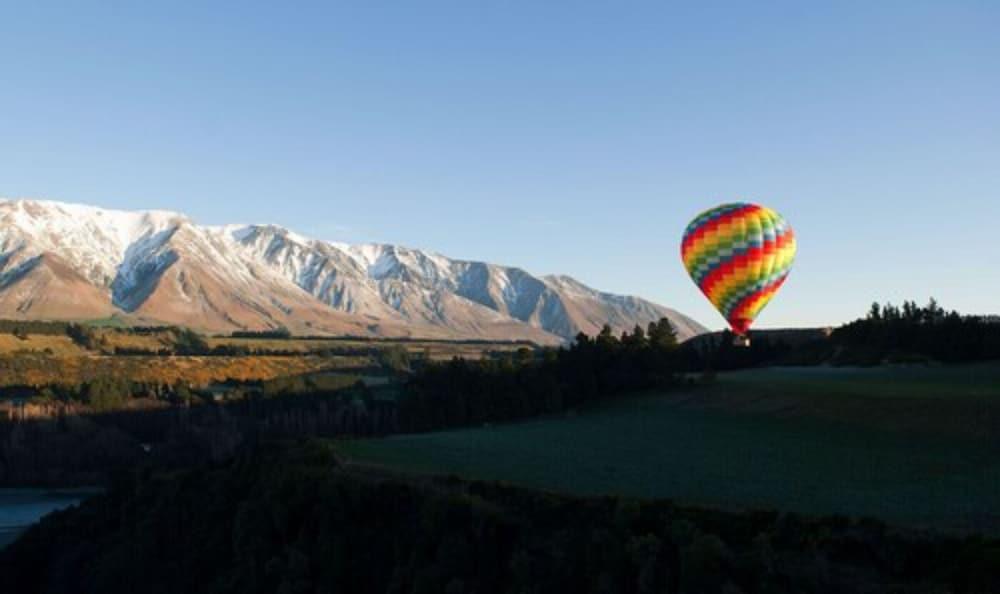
0, 198, 707, 343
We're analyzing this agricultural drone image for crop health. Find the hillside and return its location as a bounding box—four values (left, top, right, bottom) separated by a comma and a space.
3, 441, 998, 594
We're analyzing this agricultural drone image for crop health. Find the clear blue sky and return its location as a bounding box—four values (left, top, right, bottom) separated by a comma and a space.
1, 1, 998, 330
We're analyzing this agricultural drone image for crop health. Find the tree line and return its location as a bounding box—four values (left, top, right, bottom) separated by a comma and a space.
831, 299, 1000, 364
684, 299, 1000, 369
399, 319, 687, 432
0, 380, 396, 486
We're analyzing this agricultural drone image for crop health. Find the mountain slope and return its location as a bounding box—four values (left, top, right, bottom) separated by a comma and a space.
0, 252, 117, 320
0, 199, 707, 342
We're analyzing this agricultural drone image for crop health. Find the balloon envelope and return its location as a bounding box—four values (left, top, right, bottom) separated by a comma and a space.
681, 203, 796, 336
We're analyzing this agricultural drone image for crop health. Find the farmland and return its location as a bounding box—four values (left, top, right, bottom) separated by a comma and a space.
340, 364, 1000, 535
205, 336, 533, 360
0, 323, 527, 389
0, 354, 355, 388
0, 335, 88, 357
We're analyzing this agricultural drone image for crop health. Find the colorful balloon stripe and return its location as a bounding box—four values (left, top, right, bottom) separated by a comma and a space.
681, 202, 796, 335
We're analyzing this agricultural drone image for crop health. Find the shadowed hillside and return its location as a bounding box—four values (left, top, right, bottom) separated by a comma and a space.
3, 441, 1000, 594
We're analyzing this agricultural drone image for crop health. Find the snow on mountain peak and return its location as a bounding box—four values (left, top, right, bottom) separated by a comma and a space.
0, 198, 708, 341
0, 198, 188, 286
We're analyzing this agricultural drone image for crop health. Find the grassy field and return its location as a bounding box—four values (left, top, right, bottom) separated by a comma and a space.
339, 364, 1000, 535
711, 364, 1000, 400
95, 331, 174, 352
206, 336, 529, 359
0, 355, 365, 388
674, 365, 1000, 441
0, 325, 525, 388
0, 335, 88, 356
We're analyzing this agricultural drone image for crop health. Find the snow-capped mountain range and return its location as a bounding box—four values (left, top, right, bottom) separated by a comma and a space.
0, 199, 707, 344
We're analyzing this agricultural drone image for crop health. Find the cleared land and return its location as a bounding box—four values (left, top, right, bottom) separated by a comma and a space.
0, 326, 524, 388
0, 335, 89, 356
340, 364, 1000, 535
0, 355, 363, 387
206, 336, 531, 359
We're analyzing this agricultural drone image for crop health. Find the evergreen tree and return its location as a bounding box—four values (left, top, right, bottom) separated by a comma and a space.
648, 318, 678, 350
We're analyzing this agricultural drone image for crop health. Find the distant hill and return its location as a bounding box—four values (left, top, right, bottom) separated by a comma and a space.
0, 199, 707, 343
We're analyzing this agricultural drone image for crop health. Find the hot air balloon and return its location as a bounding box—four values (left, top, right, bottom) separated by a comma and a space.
681, 202, 796, 346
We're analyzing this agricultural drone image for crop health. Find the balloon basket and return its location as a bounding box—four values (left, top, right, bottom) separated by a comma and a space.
733, 335, 751, 348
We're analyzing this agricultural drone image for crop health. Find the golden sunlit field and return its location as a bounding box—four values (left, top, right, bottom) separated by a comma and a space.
206, 336, 530, 360
0, 335, 89, 357
0, 355, 363, 388
93, 331, 174, 352
0, 324, 528, 389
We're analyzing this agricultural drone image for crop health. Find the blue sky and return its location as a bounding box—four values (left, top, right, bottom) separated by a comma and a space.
1, 1, 997, 330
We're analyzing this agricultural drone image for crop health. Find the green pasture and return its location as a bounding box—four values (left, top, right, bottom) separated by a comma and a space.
713, 364, 1000, 400
339, 364, 1000, 535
